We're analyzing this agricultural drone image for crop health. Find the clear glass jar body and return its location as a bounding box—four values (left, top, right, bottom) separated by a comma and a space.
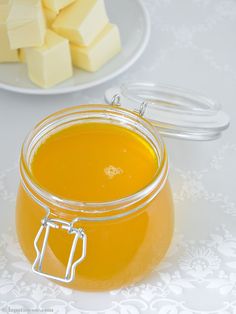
15, 105, 174, 291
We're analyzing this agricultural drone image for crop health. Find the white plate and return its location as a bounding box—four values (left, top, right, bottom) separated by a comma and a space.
0, 0, 150, 95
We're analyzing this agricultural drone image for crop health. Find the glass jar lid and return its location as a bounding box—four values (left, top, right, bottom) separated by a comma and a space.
105, 82, 230, 141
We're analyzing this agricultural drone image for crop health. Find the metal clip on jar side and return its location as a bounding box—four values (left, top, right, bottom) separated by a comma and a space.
32, 217, 87, 283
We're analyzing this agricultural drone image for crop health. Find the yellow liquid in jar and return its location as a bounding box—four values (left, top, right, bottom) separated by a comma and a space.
31, 123, 158, 202
16, 122, 174, 291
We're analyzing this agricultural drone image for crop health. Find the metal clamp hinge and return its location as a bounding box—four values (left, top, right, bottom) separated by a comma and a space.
111, 93, 121, 106
110, 93, 148, 117
133, 101, 148, 117
32, 217, 87, 283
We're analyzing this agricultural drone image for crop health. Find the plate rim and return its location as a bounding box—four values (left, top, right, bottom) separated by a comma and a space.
0, 0, 151, 96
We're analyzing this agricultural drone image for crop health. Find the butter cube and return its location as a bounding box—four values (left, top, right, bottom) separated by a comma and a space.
0, 1, 19, 63
43, 0, 75, 13
53, 0, 109, 46
25, 30, 73, 88
0, 0, 11, 8
43, 7, 58, 27
19, 49, 26, 63
0, 0, 11, 7
7, 0, 46, 49
71, 23, 121, 72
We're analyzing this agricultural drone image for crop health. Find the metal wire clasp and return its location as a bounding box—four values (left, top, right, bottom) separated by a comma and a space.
133, 101, 148, 117
32, 217, 87, 283
110, 93, 148, 117
111, 93, 121, 106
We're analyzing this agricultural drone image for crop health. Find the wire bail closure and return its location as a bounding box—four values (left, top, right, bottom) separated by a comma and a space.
32, 217, 87, 283
110, 93, 147, 117
133, 101, 148, 117
111, 93, 121, 106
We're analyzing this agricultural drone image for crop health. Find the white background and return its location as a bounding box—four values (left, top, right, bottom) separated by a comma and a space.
0, 0, 236, 313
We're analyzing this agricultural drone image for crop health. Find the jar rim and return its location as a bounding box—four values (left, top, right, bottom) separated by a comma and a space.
20, 104, 168, 218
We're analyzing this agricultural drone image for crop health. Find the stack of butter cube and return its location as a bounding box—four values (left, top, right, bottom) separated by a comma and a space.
0, 0, 121, 88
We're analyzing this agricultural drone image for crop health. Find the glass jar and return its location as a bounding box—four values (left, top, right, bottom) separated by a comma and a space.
15, 83, 229, 292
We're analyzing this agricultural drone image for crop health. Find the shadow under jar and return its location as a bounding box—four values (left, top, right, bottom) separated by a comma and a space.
15, 83, 229, 291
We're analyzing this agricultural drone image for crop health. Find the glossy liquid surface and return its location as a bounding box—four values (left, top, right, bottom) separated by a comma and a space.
31, 123, 158, 202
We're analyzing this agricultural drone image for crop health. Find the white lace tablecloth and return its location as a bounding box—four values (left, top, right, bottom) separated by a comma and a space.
1, 0, 236, 313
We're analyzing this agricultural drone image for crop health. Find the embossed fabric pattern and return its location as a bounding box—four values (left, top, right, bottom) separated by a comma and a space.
0, 0, 236, 313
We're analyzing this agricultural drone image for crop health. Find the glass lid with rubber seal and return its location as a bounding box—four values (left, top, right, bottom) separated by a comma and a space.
105, 82, 230, 141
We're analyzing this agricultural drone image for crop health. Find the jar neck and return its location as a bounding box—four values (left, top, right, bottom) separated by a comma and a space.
20, 105, 168, 221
